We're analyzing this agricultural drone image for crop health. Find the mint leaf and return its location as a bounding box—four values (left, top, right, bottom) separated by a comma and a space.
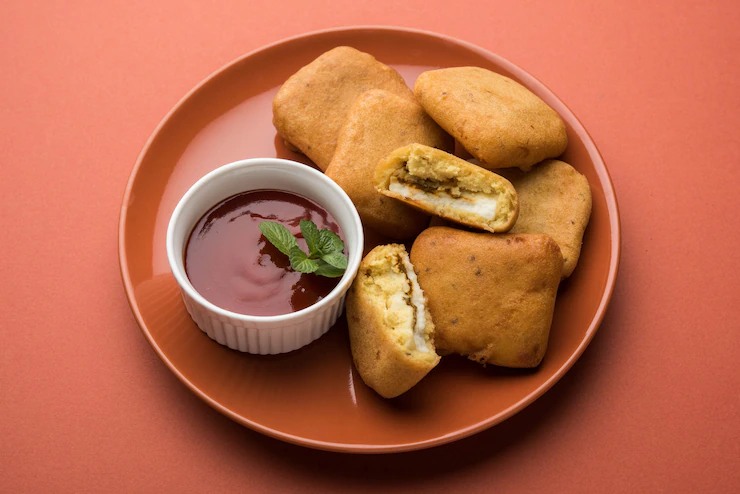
321, 251, 348, 270
317, 229, 344, 255
259, 221, 297, 256
259, 220, 347, 278
288, 246, 319, 273
300, 220, 321, 256
314, 260, 346, 278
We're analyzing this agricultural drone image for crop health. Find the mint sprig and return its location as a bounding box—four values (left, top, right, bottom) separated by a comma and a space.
259, 220, 348, 278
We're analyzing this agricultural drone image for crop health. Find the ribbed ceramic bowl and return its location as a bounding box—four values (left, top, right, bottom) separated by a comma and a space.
166, 158, 364, 354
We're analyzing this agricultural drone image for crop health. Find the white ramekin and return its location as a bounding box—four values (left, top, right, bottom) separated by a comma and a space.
166, 158, 364, 354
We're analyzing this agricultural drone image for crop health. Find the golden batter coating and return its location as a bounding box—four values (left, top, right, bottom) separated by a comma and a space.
375, 143, 519, 233
414, 67, 567, 169
410, 227, 563, 368
499, 159, 592, 278
325, 89, 452, 240
346, 244, 440, 398
272, 46, 414, 171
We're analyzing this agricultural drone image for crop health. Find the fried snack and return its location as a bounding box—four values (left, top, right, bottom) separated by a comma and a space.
414, 67, 567, 169
410, 227, 563, 368
272, 46, 414, 171
375, 143, 519, 233
346, 244, 440, 398
325, 89, 452, 240
498, 159, 592, 278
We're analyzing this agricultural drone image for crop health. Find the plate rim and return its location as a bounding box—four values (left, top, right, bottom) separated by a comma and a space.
118, 25, 621, 454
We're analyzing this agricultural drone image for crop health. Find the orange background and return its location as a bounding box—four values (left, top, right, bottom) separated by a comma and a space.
2, 1, 738, 492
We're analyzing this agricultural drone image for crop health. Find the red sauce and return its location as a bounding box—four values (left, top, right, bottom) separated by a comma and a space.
184, 190, 343, 316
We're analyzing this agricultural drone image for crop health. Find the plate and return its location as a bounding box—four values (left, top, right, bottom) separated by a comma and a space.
119, 26, 620, 453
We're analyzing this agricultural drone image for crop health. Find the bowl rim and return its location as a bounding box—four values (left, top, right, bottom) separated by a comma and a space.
165, 157, 365, 323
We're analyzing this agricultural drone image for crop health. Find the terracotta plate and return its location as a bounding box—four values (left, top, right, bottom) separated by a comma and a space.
119, 26, 620, 453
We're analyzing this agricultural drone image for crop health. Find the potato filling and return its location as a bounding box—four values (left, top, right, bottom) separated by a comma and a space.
367, 250, 431, 354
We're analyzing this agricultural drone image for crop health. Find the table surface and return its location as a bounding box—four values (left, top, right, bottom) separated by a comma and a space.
2, 1, 738, 492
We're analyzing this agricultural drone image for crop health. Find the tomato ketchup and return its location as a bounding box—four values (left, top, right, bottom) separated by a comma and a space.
184, 190, 343, 316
